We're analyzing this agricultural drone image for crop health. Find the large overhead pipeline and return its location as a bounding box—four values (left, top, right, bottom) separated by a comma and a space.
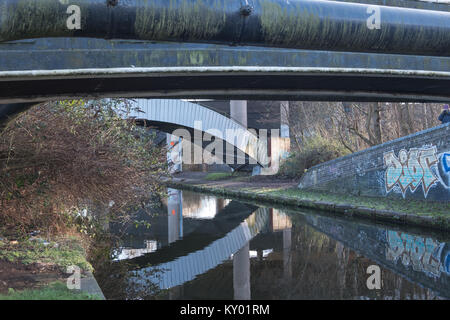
0, 0, 449, 56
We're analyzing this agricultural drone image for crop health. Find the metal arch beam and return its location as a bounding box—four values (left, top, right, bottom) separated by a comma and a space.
128, 99, 269, 166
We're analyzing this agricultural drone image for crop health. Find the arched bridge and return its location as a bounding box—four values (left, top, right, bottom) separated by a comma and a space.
127, 99, 269, 167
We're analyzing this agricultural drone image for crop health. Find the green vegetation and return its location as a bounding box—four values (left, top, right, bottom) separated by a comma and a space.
267, 188, 450, 217
205, 172, 251, 181
0, 282, 101, 300
205, 172, 234, 181
0, 236, 92, 272
278, 136, 349, 178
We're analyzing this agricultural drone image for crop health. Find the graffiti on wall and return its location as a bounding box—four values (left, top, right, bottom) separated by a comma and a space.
438, 153, 450, 187
383, 146, 449, 198
386, 231, 450, 278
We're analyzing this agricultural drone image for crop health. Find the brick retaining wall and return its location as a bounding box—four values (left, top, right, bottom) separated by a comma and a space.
298, 123, 450, 202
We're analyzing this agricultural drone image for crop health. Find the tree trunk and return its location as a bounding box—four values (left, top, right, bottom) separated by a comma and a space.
369, 102, 383, 145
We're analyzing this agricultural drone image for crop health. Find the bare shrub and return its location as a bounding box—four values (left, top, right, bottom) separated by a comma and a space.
278, 136, 349, 178
0, 99, 166, 235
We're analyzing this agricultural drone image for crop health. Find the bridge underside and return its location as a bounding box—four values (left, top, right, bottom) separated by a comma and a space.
127, 99, 269, 168
137, 120, 254, 168
0, 38, 449, 103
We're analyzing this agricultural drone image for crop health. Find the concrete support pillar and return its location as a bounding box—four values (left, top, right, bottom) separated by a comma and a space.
230, 100, 247, 128
260, 101, 291, 175
167, 134, 182, 173
167, 188, 183, 244
233, 242, 251, 300
229, 100, 248, 168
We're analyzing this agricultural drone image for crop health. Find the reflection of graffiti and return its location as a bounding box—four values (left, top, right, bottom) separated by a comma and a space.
306, 213, 450, 297
383, 146, 439, 198
386, 231, 448, 277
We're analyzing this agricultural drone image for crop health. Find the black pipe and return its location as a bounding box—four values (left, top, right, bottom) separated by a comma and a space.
0, 0, 449, 56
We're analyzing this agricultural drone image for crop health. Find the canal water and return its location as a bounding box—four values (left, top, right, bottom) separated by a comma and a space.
93, 188, 450, 300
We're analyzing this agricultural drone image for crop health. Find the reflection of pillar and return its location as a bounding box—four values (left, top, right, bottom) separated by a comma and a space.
216, 198, 226, 212
169, 285, 183, 300
336, 242, 348, 299
283, 228, 292, 279
257, 250, 263, 261
233, 242, 251, 300
168, 188, 183, 244
395, 276, 402, 300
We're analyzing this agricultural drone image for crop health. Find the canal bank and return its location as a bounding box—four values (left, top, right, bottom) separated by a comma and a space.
0, 235, 105, 300
165, 173, 450, 233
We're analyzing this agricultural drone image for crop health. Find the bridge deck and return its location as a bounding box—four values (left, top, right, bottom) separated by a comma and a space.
0, 39, 449, 102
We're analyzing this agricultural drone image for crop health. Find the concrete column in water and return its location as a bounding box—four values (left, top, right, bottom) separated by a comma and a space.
167, 188, 183, 244
283, 228, 292, 279
233, 242, 251, 300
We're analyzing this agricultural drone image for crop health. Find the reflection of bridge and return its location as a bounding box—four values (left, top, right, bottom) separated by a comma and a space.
119, 189, 292, 298
114, 188, 450, 299
125, 197, 259, 266
129, 207, 269, 290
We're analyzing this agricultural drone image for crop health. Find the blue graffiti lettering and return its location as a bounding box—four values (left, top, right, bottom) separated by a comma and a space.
383, 147, 438, 198
443, 153, 450, 173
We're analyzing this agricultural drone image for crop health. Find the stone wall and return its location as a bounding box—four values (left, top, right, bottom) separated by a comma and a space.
298, 123, 450, 202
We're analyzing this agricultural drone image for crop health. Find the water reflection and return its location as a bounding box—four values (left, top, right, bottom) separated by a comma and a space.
305, 214, 450, 299
111, 189, 232, 261
129, 207, 269, 295
96, 189, 450, 300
